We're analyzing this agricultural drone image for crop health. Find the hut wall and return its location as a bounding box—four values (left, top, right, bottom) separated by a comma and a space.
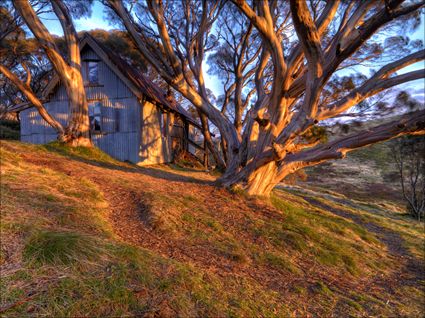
20, 46, 141, 163
138, 100, 174, 165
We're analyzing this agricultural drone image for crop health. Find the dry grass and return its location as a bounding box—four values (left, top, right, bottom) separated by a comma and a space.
302, 142, 405, 204
0, 140, 423, 317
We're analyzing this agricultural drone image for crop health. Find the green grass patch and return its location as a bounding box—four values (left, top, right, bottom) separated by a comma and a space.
213, 239, 247, 263
269, 193, 377, 275
348, 142, 391, 171
23, 231, 101, 266
312, 281, 333, 296
260, 251, 299, 274
42, 141, 124, 166
1, 140, 423, 317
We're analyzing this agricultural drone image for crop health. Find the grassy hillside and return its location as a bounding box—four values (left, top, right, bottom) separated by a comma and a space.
302, 141, 404, 204
1, 141, 424, 317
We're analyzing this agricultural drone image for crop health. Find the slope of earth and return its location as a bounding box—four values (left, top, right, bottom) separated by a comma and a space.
1, 141, 424, 317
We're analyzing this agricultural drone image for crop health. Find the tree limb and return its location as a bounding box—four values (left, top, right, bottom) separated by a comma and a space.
285, 110, 425, 166
0, 64, 64, 135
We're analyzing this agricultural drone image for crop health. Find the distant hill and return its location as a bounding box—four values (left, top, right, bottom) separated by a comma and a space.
299, 141, 403, 205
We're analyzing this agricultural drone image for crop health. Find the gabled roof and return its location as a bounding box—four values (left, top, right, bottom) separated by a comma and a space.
13, 33, 200, 128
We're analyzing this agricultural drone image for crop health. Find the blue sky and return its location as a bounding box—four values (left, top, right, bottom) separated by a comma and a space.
40, 1, 424, 103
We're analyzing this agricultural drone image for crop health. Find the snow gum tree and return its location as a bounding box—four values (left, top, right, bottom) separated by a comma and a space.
0, 0, 93, 146
98, 1, 425, 194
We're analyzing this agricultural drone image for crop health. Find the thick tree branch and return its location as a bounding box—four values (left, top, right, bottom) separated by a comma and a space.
285, 110, 425, 166
50, 0, 80, 67
148, 0, 184, 78
231, 0, 270, 44
105, 0, 175, 82
287, 0, 424, 100
12, 0, 69, 77
0, 64, 65, 135
285, 0, 339, 89
318, 50, 425, 119
232, 0, 287, 120
289, 0, 324, 78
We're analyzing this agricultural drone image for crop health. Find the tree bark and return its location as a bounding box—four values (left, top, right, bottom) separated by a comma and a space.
198, 110, 226, 168
0, 64, 65, 138
60, 69, 91, 146
223, 110, 425, 196
13, 0, 91, 147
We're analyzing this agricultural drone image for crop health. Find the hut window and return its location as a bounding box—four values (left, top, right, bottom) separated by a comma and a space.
88, 61, 99, 84
88, 101, 102, 132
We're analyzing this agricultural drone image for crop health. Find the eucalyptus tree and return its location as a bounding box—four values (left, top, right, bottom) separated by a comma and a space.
0, 2, 62, 132
0, 0, 93, 146
107, 0, 424, 196
390, 135, 425, 221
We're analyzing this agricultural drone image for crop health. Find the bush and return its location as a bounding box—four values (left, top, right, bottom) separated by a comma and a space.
0, 120, 20, 140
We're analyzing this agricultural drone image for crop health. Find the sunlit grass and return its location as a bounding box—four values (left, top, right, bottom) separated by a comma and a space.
1, 141, 423, 317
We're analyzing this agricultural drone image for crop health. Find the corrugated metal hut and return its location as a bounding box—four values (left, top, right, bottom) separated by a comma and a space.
14, 33, 202, 165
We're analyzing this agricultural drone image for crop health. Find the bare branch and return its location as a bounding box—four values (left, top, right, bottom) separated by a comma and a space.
318, 51, 425, 119
285, 110, 425, 165
289, 0, 324, 78
0, 64, 64, 135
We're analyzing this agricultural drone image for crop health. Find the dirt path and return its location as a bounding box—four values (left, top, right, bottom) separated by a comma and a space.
20, 152, 269, 277
301, 196, 424, 289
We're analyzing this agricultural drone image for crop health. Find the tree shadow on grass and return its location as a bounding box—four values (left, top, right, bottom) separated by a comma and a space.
42, 143, 215, 186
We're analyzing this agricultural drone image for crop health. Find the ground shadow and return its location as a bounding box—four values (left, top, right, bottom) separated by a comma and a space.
42, 144, 215, 186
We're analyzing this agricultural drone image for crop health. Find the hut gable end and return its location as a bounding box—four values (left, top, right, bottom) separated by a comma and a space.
48, 45, 137, 102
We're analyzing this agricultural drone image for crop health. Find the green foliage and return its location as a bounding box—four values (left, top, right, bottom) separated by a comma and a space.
83, 29, 149, 73
389, 135, 425, 220
42, 141, 122, 166
301, 125, 328, 144
0, 119, 20, 131
0, 119, 20, 140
